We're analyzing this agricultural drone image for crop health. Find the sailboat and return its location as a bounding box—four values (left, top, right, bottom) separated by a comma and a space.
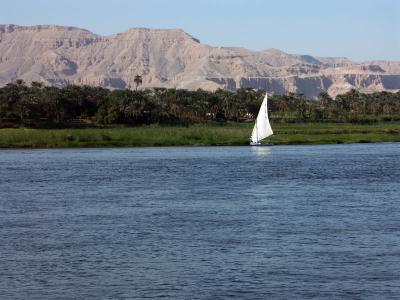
250, 93, 273, 146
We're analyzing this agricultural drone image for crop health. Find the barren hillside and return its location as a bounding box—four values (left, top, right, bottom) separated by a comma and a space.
1, 24, 399, 98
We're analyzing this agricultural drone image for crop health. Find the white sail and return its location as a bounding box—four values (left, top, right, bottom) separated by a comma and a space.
250, 93, 273, 144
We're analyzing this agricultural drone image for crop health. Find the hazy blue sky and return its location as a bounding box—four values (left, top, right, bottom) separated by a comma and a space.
1, 0, 399, 61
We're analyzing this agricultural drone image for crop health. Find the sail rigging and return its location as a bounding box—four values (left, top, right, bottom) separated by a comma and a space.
250, 93, 273, 145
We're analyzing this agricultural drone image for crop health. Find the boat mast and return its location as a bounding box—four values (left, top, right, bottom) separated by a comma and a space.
264, 102, 267, 142
255, 120, 259, 143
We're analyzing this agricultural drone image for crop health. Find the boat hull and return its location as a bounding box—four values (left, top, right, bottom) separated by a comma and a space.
250, 143, 273, 146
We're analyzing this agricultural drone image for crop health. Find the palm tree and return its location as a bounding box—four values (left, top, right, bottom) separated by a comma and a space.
133, 75, 143, 91
276, 97, 288, 116
318, 91, 332, 120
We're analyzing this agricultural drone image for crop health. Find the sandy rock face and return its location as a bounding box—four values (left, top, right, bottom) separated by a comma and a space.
0, 24, 399, 98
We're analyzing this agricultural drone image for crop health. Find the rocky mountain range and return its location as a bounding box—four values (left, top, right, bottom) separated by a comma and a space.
1, 24, 399, 98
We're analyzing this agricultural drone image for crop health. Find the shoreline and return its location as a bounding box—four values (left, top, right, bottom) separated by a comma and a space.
1, 141, 399, 151
0, 123, 399, 149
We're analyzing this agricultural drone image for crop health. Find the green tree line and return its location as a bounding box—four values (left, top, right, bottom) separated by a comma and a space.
1, 80, 400, 128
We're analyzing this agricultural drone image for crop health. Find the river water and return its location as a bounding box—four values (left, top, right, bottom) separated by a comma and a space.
0, 144, 399, 299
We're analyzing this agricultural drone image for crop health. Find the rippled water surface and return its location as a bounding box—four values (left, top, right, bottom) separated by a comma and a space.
0, 144, 399, 299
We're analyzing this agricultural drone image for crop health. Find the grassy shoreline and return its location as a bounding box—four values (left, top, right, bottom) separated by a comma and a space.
0, 123, 399, 148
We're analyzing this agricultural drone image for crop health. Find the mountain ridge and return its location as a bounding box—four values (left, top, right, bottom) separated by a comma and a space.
1, 24, 399, 98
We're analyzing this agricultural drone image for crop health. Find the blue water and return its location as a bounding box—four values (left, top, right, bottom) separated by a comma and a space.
0, 144, 399, 299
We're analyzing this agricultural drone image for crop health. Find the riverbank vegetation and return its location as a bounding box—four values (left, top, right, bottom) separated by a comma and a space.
0, 80, 399, 147
1, 80, 400, 128
1, 123, 399, 148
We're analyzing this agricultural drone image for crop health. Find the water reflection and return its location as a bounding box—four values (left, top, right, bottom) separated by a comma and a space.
250, 145, 272, 156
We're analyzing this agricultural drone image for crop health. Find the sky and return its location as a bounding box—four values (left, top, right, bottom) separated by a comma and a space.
1, 0, 399, 61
